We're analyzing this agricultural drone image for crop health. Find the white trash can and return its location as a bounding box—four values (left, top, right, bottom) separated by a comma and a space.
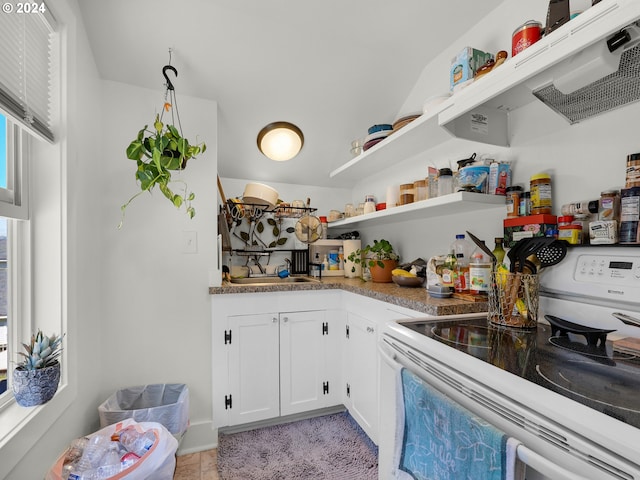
98, 383, 189, 442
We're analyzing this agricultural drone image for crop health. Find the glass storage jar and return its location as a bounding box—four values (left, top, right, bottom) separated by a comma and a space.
414, 180, 427, 201
399, 183, 415, 205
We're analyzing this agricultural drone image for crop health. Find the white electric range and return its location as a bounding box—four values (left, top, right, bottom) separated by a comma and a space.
379, 246, 640, 480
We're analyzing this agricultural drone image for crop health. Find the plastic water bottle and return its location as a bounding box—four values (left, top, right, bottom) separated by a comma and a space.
68, 434, 110, 479
451, 234, 473, 293
96, 443, 121, 478
118, 426, 156, 457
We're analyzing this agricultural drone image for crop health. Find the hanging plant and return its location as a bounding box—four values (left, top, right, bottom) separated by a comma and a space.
119, 63, 206, 228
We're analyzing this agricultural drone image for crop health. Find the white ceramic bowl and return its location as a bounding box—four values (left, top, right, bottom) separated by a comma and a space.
242, 182, 279, 209
422, 94, 451, 114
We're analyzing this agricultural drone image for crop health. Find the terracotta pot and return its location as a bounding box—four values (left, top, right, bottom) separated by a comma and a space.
369, 259, 398, 283
12, 362, 60, 407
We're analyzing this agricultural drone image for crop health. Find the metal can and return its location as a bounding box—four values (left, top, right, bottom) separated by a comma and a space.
512, 20, 542, 57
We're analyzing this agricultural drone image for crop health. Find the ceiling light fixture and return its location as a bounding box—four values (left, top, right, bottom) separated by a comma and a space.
257, 121, 304, 161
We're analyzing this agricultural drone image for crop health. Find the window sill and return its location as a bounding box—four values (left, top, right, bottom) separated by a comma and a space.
0, 383, 75, 476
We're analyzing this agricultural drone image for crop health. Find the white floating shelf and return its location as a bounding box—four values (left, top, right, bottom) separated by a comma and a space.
328, 109, 453, 182
327, 192, 505, 228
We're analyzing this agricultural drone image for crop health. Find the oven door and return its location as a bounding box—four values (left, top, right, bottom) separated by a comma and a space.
378, 330, 639, 480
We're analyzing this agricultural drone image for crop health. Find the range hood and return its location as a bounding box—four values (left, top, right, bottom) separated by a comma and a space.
439, 0, 640, 146
533, 22, 640, 124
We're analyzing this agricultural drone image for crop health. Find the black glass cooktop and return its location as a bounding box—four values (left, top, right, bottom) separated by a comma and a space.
402, 316, 640, 429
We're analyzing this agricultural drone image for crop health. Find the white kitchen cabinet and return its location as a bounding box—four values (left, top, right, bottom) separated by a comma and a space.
212, 291, 342, 429
227, 312, 280, 425
342, 292, 428, 444
280, 310, 339, 416
344, 310, 379, 442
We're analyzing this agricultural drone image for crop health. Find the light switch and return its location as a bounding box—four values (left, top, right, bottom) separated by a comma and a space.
182, 231, 198, 254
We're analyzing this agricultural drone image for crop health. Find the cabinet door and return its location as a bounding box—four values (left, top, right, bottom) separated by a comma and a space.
345, 310, 379, 442
228, 313, 280, 425
280, 310, 339, 416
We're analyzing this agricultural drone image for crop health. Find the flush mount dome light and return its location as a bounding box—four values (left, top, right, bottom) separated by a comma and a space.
257, 121, 304, 161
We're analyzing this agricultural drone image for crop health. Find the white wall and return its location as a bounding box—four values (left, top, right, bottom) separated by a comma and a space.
98, 80, 219, 453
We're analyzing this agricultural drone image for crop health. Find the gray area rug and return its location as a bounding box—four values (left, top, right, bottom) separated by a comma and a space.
217, 412, 378, 479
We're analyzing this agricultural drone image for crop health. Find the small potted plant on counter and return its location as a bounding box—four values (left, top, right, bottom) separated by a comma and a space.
347, 239, 399, 283
13, 329, 64, 407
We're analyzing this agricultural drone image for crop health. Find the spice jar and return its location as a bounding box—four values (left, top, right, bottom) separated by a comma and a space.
598, 189, 620, 222
414, 180, 427, 202
626, 153, 640, 188
558, 215, 574, 227
437, 168, 454, 197
505, 185, 523, 217
399, 184, 414, 205
519, 191, 531, 216
572, 214, 590, 244
558, 224, 582, 244
530, 173, 552, 215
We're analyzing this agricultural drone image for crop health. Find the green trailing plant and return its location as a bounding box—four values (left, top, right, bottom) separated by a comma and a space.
17, 330, 64, 371
347, 239, 399, 273
120, 114, 206, 227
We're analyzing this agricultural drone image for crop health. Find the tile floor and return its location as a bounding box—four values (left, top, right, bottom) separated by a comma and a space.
174, 449, 220, 480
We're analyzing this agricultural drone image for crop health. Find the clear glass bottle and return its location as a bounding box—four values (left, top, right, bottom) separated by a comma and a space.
492, 238, 506, 266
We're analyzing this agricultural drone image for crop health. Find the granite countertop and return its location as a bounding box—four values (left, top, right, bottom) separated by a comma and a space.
209, 276, 488, 316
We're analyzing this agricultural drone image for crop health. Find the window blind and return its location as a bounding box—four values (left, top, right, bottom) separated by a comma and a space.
0, 4, 57, 142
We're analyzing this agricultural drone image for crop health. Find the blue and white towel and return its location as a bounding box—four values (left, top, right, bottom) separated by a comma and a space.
394, 367, 524, 480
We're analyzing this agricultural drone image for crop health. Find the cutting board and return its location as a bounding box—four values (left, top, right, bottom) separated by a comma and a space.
452, 292, 488, 302
613, 337, 640, 355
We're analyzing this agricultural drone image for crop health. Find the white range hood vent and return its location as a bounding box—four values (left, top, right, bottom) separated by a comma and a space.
533, 24, 640, 124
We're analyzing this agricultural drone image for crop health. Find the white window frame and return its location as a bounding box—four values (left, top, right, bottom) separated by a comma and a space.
0, 117, 29, 410
0, 0, 72, 472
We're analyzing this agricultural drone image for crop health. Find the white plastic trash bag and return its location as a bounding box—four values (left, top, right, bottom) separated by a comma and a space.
46, 418, 178, 480
98, 383, 189, 439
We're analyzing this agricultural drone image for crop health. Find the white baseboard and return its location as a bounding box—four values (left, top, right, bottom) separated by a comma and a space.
177, 420, 218, 455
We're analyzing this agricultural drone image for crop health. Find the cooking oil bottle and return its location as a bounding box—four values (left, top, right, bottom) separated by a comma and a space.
492, 237, 506, 267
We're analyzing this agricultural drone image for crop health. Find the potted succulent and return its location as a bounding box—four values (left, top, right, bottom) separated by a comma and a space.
347, 239, 399, 283
120, 114, 206, 227
13, 330, 64, 407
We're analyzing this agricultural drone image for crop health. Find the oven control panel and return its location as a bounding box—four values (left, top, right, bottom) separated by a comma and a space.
575, 255, 640, 283
540, 247, 640, 302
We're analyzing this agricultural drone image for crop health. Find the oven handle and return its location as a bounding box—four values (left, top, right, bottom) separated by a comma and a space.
379, 337, 587, 480
378, 340, 399, 368
516, 444, 586, 480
